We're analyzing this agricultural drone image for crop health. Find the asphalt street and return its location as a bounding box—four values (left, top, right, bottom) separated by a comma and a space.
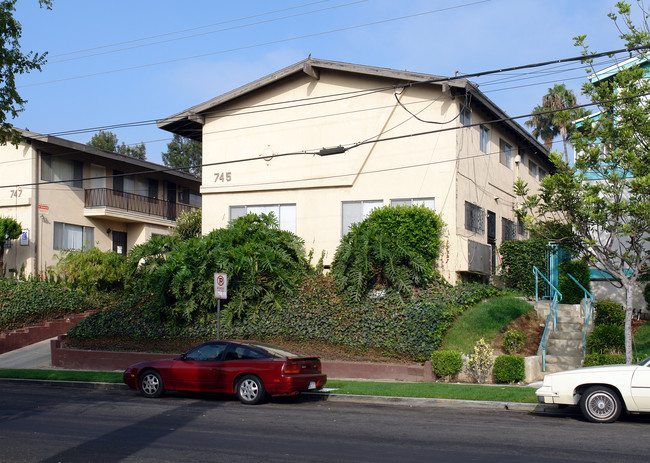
1, 383, 649, 462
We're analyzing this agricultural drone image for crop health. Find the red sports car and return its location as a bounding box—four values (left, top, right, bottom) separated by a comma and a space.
123, 340, 327, 404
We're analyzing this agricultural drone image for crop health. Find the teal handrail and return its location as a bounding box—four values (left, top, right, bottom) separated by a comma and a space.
533, 266, 562, 372
566, 273, 595, 357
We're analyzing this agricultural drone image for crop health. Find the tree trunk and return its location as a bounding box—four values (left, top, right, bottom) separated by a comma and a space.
625, 283, 634, 364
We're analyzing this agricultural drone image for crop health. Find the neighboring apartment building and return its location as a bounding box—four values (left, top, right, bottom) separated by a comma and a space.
0, 130, 201, 277
158, 58, 551, 284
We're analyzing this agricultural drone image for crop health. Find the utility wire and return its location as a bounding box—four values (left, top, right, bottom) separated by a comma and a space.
20, 1, 491, 88
2, 88, 648, 191
48, 1, 368, 64
38, 46, 638, 140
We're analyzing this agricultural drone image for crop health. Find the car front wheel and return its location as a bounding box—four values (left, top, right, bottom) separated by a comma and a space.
139, 370, 164, 398
579, 386, 622, 423
236, 375, 266, 405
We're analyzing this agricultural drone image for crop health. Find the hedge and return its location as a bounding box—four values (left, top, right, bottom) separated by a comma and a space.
493, 355, 525, 383
499, 239, 547, 296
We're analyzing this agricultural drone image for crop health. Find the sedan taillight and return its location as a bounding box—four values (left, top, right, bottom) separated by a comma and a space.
283, 364, 302, 374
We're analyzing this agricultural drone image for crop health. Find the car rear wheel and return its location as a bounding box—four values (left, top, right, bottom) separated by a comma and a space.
139, 370, 164, 398
579, 386, 622, 423
236, 375, 266, 405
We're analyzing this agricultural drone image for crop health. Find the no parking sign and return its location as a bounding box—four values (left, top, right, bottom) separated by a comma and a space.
214, 273, 228, 299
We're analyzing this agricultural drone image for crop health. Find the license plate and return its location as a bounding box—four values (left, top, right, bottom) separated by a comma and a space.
308, 381, 317, 390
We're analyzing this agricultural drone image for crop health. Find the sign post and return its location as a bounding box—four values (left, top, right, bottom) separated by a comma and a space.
214, 273, 228, 340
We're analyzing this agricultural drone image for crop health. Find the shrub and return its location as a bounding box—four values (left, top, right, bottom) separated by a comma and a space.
332, 204, 445, 301
55, 247, 126, 291
586, 324, 625, 354
583, 353, 626, 367
172, 209, 202, 240
502, 329, 526, 354
594, 299, 625, 327
126, 213, 310, 324
558, 260, 591, 304
467, 338, 494, 383
431, 350, 463, 379
493, 355, 525, 383
499, 239, 548, 296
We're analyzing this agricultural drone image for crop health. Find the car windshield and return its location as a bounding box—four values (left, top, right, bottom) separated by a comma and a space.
639, 356, 650, 366
246, 342, 300, 358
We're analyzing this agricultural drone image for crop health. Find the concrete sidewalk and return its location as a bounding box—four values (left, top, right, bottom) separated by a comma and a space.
0, 338, 54, 369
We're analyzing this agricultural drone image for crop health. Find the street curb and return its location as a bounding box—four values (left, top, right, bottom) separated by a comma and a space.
0, 378, 564, 414
304, 392, 538, 411
0, 378, 128, 391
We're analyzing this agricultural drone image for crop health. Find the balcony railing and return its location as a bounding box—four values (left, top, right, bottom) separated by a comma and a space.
85, 188, 198, 221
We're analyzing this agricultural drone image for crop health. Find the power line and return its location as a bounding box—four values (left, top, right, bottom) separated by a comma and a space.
2, 88, 648, 192
20, 1, 491, 88
48, 0, 333, 58
48, 1, 368, 64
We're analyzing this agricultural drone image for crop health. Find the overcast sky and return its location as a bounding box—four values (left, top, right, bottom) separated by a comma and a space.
11, 0, 637, 164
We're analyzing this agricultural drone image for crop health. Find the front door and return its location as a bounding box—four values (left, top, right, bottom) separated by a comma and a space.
112, 231, 127, 256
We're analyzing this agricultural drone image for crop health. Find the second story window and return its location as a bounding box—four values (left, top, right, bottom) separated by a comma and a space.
460, 105, 471, 126
480, 125, 490, 153
499, 139, 513, 169
41, 153, 83, 189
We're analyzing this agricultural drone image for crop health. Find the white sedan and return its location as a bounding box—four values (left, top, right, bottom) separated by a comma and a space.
535, 356, 650, 423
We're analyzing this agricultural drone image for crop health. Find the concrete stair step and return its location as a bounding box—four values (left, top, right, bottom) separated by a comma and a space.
547, 338, 582, 349
546, 345, 583, 356
543, 363, 582, 374
545, 354, 583, 365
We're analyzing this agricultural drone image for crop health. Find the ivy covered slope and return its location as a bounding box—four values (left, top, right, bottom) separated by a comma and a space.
0, 279, 101, 331
68, 278, 501, 362
67, 206, 500, 362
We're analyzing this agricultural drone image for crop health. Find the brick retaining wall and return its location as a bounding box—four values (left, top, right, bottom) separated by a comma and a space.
0, 312, 95, 355
50, 335, 434, 381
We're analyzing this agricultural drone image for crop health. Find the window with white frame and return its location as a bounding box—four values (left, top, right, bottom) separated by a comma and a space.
460, 105, 471, 126
390, 198, 435, 209
464, 201, 485, 234
539, 168, 548, 180
341, 200, 383, 235
229, 204, 296, 233
480, 125, 490, 153
53, 222, 94, 250
41, 154, 83, 188
529, 160, 538, 178
499, 139, 513, 169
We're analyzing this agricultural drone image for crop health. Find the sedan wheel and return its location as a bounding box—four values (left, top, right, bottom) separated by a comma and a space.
139, 370, 164, 398
579, 386, 622, 423
236, 375, 266, 405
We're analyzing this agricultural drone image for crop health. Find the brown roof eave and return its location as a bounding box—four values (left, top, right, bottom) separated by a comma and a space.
20, 130, 201, 184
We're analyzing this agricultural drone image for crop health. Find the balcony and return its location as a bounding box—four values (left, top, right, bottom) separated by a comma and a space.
84, 188, 199, 223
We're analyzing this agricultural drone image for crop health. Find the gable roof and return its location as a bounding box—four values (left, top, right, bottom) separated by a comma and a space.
589, 53, 650, 83
158, 57, 548, 161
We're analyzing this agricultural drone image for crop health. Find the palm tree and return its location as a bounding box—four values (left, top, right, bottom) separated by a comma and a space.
525, 104, 557, 151
526, 84, 589, 162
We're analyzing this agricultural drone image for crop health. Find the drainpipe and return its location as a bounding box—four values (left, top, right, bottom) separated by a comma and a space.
33, 147, 39, 276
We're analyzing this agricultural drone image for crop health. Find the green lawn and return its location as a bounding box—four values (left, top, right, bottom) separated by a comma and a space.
0, 369, 538, 403
441, 296, 534, 354
326, 380, 538, 403
634, 322, 650, 359
0, 369, 123, 383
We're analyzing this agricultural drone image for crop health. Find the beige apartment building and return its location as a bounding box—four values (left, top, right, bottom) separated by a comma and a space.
0, 130, 201, 277
159, 58, 550, 284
